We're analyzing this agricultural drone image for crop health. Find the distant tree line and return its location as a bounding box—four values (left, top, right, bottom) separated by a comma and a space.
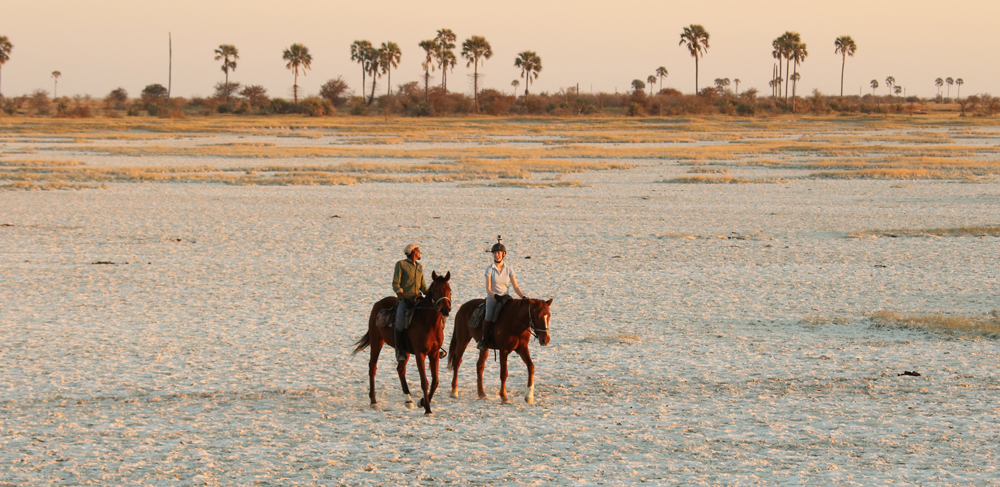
0, 29, 991, 118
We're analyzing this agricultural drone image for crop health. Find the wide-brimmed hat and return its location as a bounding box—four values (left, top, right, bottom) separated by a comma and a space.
404, 243, 420, 255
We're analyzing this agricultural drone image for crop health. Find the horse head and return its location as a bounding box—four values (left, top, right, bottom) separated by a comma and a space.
527, 298, 552, 346
429, 271, 452, 317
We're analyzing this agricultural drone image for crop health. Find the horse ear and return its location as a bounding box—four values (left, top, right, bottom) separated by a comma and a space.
432, 271, 438, 280
444, 271, 451, 281
546, 298, 553, 306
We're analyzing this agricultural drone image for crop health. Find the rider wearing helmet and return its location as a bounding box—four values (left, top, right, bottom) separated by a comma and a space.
479, 236, 526, 351
393, 243, 428, 362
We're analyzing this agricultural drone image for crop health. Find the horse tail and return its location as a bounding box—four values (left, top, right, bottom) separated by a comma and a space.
351, 331, 371, 357
447, 331, 459, 371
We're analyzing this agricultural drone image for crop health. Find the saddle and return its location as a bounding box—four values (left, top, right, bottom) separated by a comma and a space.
376, 300, 416, 329
470, 294, 513, 329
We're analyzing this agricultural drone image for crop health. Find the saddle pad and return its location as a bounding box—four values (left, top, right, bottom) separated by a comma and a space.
470, 304, 485, 329
376, 308, 395, 328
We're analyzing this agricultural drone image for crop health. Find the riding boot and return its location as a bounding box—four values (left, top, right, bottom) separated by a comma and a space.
395, 327, 407, 362
478, 320, 494, 351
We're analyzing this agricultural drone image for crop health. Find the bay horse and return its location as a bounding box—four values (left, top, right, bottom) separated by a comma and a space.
352, 271, 452, 415
447, 297, 552, 404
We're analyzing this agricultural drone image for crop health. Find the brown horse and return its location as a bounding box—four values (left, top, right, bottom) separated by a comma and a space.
352, 271, 452, 415
448, 297, 552, 404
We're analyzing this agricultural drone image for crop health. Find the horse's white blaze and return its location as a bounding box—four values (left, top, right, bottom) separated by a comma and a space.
544, 314, 549, 329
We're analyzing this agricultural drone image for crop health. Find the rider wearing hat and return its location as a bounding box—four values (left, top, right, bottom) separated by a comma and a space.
479, 236, 526, 351
393, 243, 428, 362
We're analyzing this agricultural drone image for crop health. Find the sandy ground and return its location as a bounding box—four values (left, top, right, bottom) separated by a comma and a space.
2, 134, 1000, 485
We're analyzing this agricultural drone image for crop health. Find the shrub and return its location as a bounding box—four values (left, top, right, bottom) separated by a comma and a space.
477, 89, 514, 116
104, 87, 128, 110
29, 89, 51, 115
213, 82, 241, 102
269, 98, 296, 114
319, 77, 350, 107
141, 84, 168, 104
301, 97, 334, 116
239, 85, 269, 111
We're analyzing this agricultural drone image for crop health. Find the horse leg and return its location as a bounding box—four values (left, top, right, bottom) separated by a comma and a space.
368, 332, 383, 408
476, 349, 488, 400
515, 346, 535, 404
428, 348, 440, 404
415, 353, 433, 415
396, 354, 415, 409
450, 329, 471, 398
499, 350, 511, 404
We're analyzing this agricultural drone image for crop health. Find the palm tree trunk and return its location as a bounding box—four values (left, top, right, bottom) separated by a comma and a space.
473, 60, 479, 112
369, 70, 377, 104
792, 63, 798, 112
225, 70, 230, 104
362, 68, 366, 102
694, 55, 699, 93
387, 67, 392, 96
293, 68, 299, 103
840, 54, 846, 97
424, 70, 429, 102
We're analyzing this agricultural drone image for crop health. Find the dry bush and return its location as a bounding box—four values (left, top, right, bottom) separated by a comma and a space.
871, 310, 1000, 338
849, 226, 1000, 238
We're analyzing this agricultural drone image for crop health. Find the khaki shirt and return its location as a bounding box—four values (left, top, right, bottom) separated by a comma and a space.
393, 258, 427, 299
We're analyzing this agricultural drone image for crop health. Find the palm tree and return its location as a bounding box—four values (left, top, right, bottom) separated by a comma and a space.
282, 43, 312, 103
51, 71, 61, 98
935, 78, 944, 96
647, 75, 657, 96
434, 29, 457, 91
631, 79, 645, 93
214, 44, 239, 104
946, 77, 954, 97
790, 40, 808, 110
870, 79, 878, 95
714, 78, 730, 93
514, 51, 542, 96
734, 79, 741, 96
956, 78, 964, 99
679, 25, 710, 93
378, 42, 401, 96
461, 36, 493, 112
834, 36, 856, 97
771, 36, 786, 99
885, 76, 896, 98
0, 35, 11, 103
894, 86, 902, 96
511, 79, 519, 97
655, 66, 668, 93
775, 32, 800, 106
351, 40, 374, 100
418, 39, 438, 102
366, 49, 380, 104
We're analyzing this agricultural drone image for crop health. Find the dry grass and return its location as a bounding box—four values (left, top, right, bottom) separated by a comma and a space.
0, 181, 104, 191
0, 158, 627, 187
850, 226, 1000, 238
458, 181, 588, 188
663, 175, 788, 184
871, 310, 1000, 338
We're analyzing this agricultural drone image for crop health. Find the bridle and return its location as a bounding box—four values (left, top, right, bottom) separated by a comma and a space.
525, 299, 549, 339
416, 280, 452, 315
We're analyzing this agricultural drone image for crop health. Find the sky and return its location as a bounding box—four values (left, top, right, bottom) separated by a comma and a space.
2, 0, 998, 100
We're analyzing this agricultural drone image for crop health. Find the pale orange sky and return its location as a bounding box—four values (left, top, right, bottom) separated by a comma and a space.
3, 0, 998, 100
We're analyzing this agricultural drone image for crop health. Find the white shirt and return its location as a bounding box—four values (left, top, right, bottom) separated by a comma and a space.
485, 261, 516, 297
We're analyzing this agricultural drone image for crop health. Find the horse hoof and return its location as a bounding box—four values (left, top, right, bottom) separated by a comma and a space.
501, 398, 511, 405
439, 349, 447, 359
418, 398, 427, 408
477, 395, 487, 401
424, 411, 434, 416
370, 403, 380, 410
450, 390, 460, 398
405, 401, 415, 409
525, 397, 534, 405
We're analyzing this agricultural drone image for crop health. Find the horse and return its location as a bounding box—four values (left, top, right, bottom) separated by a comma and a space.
447, 297, 552, 404
352, 271, 452, 415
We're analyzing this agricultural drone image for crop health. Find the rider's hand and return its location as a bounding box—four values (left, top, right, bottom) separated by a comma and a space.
396, 292, 405, 300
